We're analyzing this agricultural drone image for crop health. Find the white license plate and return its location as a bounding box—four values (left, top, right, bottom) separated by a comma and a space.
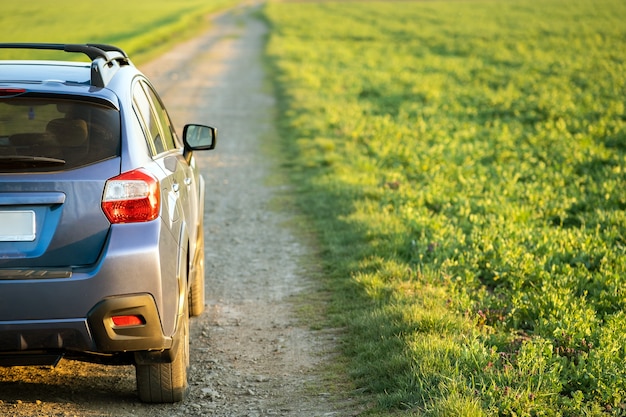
0, 211, 36, 241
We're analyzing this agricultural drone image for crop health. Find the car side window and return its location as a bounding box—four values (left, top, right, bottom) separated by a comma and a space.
132, 80, 165, 155
141, 82, 178, 151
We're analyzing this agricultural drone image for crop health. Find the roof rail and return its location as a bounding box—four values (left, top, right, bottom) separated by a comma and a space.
0, 43, 131, 88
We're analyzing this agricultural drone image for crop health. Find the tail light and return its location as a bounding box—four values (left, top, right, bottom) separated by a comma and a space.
102, 169, 160, 224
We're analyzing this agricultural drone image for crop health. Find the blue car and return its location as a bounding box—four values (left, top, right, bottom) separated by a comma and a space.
0, 43, 216, 403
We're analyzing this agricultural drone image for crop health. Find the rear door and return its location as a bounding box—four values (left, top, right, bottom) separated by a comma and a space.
0, 96, 121, 270
132, 79, 186, 240
139, 80, 197, 237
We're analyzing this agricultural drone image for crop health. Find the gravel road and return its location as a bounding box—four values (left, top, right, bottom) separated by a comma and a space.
0, 3, 356, 416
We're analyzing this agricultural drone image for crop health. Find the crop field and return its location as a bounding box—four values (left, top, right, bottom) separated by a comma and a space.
0, 0, 239, 62
264, 0, 626, 415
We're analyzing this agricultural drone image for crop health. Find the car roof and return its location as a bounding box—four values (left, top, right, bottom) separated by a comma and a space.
0, 61, 92, 85
0, 43, 136, 109
0, 43, 132, 88
0, 67, 122, 110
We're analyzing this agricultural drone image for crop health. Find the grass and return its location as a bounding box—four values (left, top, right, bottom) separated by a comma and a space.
0, 0, 241, 63
263, 0, 626, 415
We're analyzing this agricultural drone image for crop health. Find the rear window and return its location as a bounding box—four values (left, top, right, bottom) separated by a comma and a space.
0, 98, 120, 172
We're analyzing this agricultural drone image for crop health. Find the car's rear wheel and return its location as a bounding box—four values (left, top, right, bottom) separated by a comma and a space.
189, 228, 206, 317
135, 297, 189, 403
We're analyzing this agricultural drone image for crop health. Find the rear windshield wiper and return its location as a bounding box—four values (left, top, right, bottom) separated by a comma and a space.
0, 155, 66, 168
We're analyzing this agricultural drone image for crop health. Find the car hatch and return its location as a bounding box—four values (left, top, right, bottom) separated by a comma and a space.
0, 96, 122, 270
0, 158, 121, 269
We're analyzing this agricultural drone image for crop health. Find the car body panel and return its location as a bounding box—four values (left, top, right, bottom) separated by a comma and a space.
0, 158, 120, 267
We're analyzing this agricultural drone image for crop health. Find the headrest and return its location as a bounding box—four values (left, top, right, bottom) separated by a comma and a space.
46, 118, 89, 146
8, 132, 56, 146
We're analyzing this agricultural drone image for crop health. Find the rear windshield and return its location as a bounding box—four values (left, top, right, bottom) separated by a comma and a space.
0, 98, 120, 172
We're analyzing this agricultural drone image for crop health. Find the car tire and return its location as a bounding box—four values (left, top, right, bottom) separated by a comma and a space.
189, 230, 206, 317
135, 296, 189, 403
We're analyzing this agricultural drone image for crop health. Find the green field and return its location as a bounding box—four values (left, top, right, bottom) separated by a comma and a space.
0, 0, 239, 62
264, 0, 626, 415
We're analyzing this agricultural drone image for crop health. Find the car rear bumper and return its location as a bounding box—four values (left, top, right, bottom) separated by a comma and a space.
0, 221, 179, 363
0, 293, 171, 366
0, 318, 91, 364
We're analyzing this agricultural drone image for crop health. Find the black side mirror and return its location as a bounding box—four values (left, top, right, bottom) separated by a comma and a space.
182, 124, 217, 152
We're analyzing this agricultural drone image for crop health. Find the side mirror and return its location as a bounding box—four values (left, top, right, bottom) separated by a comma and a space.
182, 124, 217, 152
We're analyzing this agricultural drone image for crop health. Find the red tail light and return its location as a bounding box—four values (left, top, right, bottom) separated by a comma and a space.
102, 169, 160, 224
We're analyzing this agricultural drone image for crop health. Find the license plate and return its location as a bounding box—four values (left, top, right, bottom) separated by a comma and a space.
0, 211, 36, 241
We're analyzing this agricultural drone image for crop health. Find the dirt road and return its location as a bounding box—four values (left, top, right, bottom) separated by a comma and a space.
0, 3, 354, 416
